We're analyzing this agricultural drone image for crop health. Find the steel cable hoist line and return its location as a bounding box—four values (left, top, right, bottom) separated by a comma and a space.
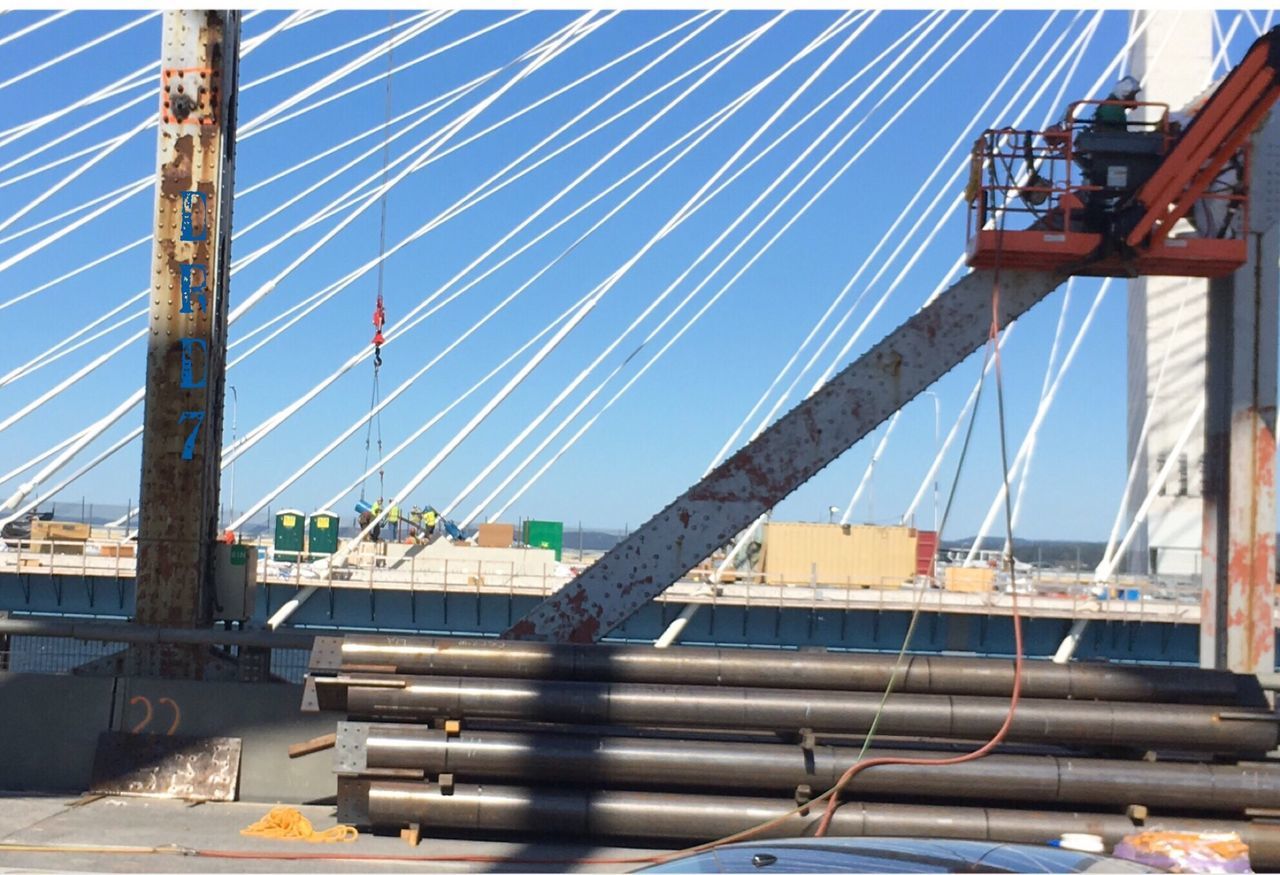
505, 25, 1280, 643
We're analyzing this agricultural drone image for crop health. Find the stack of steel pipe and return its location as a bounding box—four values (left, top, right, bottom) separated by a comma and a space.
305, 634, 1280, 864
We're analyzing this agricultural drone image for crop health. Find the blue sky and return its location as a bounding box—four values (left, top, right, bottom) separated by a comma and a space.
0, 9, 1273, 540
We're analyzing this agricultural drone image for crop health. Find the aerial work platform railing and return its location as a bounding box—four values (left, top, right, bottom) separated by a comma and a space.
966, 101, 1249, 277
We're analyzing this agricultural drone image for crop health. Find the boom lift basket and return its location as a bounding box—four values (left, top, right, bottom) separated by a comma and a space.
965, 100, 1249, 278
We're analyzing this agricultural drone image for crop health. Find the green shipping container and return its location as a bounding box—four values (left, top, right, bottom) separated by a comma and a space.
522, 519, 564, 561
274, 509, 306, 561
308, 511, 340, 555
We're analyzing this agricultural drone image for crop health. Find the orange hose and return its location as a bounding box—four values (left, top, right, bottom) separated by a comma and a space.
814, 212, 1024, 838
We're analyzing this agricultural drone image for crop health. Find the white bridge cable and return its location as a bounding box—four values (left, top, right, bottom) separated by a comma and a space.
0, 13, 329, 276
0, 11, 72, 48
228, 11, 714, 274
228, 17, 798, 355
222, 13, 795, 464
0, 12, 605, 517
1, 308, 147, 388
220, 16, 726, 350
840, 412, 900, 526
962, 279, 1115, 565
441, 11, 881, 524
0, 430, 82, 489
0, 114, 152, 240
0, 235, 147, 321
281, 20, 841, 522
0, 10, 370, 184
0, 179, 149, 246
463, 13, 992, 529
216, 11, 614, 337
0, 9, 472, 296
1, 11, 640, 477
239, 11, 424, 95
6, 13, 604, 416
0, 9, 278, 149
329, 13, 791, 560
479, 13, 995, 531
0, 11, 159, 93
686, 12, 1090, 572
811, 10, 1104, 395
0, 13, 459, 284
237, 11, 528, 141
236, 10, 451, 138
0, 36, 510, 317
229, 17, 817, 523
1210, 14, 1244, 82
706, 10, 1075, 472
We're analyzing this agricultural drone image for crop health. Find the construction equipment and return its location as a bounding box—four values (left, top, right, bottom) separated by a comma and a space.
967, 26, 1280, 277
505, 27, 1280, 644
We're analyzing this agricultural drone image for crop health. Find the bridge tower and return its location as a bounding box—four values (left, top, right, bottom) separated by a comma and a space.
1125, 11, 1215, 578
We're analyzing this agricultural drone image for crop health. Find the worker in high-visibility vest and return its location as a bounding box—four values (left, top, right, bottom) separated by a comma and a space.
423, 507, 439, 537
387, 503, 401, 540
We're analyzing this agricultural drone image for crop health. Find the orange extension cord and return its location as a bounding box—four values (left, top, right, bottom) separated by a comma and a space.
814, 211, 1025, 837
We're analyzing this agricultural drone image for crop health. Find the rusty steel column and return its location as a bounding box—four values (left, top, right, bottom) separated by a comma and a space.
1201, 112, 1280, 673
505, 269, 1064, 642
133, 11, 240, 677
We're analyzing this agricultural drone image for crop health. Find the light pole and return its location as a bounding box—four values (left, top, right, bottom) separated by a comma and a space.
921, 390, 941, 532
827, 505, 839, 525
227, 385, 238, 531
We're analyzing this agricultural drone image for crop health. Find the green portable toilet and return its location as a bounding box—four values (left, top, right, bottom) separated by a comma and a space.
522, 519, 564, 561
308, 511, 340, 556
274, 509, 305, 561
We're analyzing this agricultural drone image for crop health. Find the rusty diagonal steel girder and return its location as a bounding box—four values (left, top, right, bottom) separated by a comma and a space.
133, 11, 239, 677
505, 269, 1065, 642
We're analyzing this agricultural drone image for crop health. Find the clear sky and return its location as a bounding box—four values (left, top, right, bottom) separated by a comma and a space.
0, 9, 1274, 541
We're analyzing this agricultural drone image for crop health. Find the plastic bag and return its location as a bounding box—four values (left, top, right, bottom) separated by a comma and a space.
1113, 831, 1252, 873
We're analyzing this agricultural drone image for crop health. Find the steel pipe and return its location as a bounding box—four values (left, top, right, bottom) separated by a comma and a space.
318, 674, 1279, 752
337, 723, 1280, 813
316, 634, 1261, 705
0, 616, 315, 650
338, 779, 1280, 868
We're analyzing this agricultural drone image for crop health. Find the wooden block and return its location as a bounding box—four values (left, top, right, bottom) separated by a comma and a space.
287, 732, 336, 759
400, 823, 421, 847
477, 523, 514, 548
31, 520, 91, 541
443, 719, 461, 737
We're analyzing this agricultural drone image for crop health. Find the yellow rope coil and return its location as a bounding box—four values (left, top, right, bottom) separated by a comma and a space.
240, 806, 358, 843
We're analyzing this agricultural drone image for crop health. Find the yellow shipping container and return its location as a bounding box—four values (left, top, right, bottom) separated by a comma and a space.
762, 522, 918, 589
944, 566, 996, 593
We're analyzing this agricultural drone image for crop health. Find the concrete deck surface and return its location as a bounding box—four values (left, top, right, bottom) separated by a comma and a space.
0, 793, 660, 873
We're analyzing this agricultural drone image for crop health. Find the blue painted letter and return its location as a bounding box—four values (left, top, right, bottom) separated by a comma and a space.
180, 264, 207, 313
180, 191, 208, 241
178, 411, 205, 460
179, 338, 207, 389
